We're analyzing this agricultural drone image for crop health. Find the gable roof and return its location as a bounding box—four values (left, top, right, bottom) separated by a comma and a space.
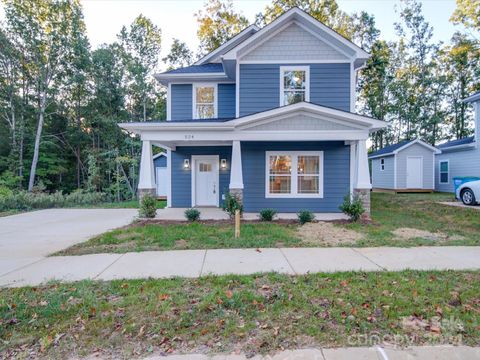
369, 139, 440, 159
463, 91, 480, 103
161, 63, 224, 74
221, 7, 369, 66
437, 136, 475, 149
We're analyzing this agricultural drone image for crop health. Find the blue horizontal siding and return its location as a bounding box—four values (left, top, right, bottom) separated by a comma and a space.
239, 63, 350, 116
242, 141, 350, 212
218, 84, 236, 118
171, 146, 232, 207
171, 84, 192, 120
154, 155, 167, 168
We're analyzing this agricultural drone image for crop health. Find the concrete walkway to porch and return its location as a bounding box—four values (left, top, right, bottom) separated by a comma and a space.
1, 246, 480, 288
155, 207, 349, 221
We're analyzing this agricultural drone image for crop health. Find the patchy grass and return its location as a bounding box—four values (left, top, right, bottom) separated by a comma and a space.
56, 222, 301, 255
346, 192, 480, 247
1, 271, 479, 358
0, 210, 21, 218
88, 199, 166, 209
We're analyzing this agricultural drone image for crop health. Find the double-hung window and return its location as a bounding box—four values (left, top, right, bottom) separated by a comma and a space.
193, 84, 217, 119
280, 66, 310, 106
266, 151, 323, 198
439, 160, 449, 184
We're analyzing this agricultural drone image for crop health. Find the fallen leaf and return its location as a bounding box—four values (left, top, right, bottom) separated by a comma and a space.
225, 290, 233, 299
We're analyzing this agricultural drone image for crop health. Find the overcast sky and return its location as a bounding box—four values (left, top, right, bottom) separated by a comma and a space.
1, 0, 463, 71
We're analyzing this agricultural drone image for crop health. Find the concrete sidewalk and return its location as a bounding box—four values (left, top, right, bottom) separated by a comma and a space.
142, 346, 480, 360
1, 246, 480, 288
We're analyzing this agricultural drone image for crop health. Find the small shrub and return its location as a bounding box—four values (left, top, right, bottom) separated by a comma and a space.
297, 209, 315, 225
339, 194, 365, 222
184, 208, 201, 222
0, 186, 13, 198
259, 208, 277, 221
222, 192, 243, 219
139, 194, 157, 218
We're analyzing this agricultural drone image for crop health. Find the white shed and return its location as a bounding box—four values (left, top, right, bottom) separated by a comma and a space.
153, 153, 168, 198
369, 139, 441, 192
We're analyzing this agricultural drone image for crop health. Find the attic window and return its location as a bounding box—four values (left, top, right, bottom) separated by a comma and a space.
193, 84, 217, 119
280, 66, 310, 106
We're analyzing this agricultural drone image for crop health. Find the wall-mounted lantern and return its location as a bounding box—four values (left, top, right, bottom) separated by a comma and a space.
183, 159, 190, 170
221, 158, 227, 170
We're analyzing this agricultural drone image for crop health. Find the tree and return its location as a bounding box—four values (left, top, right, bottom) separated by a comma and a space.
163, 39, 194, 70
118, 14, 162, 122
196, 0, 249, 55
451, 0, 480, 36
4, 0, 88, 191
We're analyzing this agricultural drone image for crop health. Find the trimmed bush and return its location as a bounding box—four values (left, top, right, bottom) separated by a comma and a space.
297, 209, 315, 225
259, 208, 277, 221
184, 208, 201, 222
339, 194, 365, 222
139, 194, 157, 218
222, 192, 243, 219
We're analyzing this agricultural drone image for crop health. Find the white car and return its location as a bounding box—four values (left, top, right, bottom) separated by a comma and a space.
456, 180, 480, 206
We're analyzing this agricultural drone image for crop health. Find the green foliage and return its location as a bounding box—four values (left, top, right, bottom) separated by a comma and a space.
184, 208, 201, 222
259, 208, 277, 222
0, 186, 13, 198
297, 210, 315, 225
139, 194, 157, 218
0, 190, 107, 211
163, 39, 193, 70
222, 192, 243, 218
450, 0, 480, 31
339, 195, 365, 222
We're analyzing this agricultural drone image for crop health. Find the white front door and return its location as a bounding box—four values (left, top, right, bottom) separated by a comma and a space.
156, 167, 168, 197
406, 157, 423, 189
194, 156, 219, 206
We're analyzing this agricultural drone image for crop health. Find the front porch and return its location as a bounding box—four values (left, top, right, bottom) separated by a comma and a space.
154, 207, 349, 221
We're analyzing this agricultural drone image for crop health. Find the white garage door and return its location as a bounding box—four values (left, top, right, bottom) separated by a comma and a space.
156, 167, 168, 197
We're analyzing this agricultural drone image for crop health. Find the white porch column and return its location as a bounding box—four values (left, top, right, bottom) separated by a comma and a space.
138, 140, 156, 198
229, 140, 244, 203
354, 139, 371, 219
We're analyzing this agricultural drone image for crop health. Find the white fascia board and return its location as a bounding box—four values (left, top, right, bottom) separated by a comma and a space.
119, 122, 235, 133
194, 25, 259, 65
223, 8, 369, 61
154, 72, 229, 85
369, 153, 394, 160
152, 152, 167, 160
438, 143, 476, 152
393, 139, 441, 155
463, 92, 480, 103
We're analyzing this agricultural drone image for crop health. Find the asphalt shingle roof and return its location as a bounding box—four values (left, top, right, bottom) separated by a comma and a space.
162, 63, 224, 74
368, 139, 414, 158
437, 136, 475, 149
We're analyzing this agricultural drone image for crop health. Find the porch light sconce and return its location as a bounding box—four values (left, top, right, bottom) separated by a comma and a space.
183, 159, 190, 170
221, 158, 227, 170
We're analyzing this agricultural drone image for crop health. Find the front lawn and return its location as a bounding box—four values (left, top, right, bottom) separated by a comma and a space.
58, 192, 480, 255
1, 271, 478, 358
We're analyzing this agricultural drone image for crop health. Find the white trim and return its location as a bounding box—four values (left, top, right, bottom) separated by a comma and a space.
350, 61, 355, 112
239, 59, 350, 64
191, 155, 220, 207
167, 83, 172, 121
279, 66, 310, 106
393, 154, 397, 189
406, 156, 423, 189
235, 61, 240, 118
348, 141, 356, 197
432, 152, 435, 189
265, 151, 324, 198
192, 83, 218, 119
463, 92, 480, 103
380, 158, 385, 172
369, 139, 441, 159
153, 152, 167, 160
166, 149, 172, 207
439, 159, 450, 185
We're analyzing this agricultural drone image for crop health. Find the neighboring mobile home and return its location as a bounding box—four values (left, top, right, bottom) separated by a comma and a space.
435, 92, 480, 193
369, 139, 440, 192
119, 8, 387, 216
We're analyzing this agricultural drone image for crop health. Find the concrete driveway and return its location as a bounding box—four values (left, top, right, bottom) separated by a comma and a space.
0, 209, 137, 275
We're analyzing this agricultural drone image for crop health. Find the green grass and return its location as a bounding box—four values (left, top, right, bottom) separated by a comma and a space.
56, 222, 301, 255
1, 271, 479, 358
82, 199, 166, 209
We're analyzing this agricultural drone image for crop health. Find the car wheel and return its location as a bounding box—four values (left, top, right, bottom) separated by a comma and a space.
461, 188, 476, 206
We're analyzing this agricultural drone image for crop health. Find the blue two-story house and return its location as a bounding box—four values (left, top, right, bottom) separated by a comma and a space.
120, 8, 386, 216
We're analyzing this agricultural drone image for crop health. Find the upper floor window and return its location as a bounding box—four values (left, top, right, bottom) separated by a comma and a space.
280, 66, 310, 106
193, 84, 217, 119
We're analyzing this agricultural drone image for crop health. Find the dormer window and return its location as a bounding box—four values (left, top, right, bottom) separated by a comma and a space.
193, 84, 217, 119
280, 66, 310, 106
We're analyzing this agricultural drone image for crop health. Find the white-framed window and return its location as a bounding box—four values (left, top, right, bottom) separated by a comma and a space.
193, 83, 217, 119
279, 66, 310, 106
439, 160, 449, 184
265, 151, 323, 198
380, 158, 385, 171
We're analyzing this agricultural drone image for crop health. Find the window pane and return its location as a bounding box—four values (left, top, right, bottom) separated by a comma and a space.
440, 173, 448, 183
283, 91, 305, 105
196, 104, 215, 119
284, 71, 306, 90
298, 156, 319, 174
298, 176, 319, 194
440, 162, 448, 172
269, 155, 291, 174
196, 87, 214, 103
269, 176, 291, 194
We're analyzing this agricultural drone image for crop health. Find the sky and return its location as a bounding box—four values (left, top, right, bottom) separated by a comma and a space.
1, 0, 462, 70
